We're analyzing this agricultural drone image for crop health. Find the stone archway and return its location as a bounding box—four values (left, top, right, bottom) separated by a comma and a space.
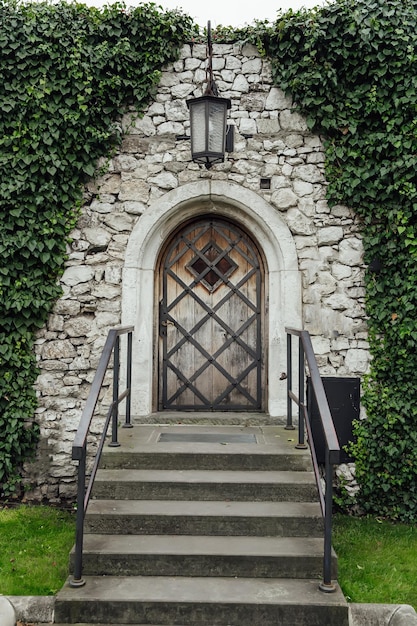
122, 180, 301, 417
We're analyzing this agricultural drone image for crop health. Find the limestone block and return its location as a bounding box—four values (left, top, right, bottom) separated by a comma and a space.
271, 176, 290, 190
339, 238, 363, 266
220, 69, 235, 83
242, 58, 262, 74
184, 57, 201, 70
122, 201, 146, 215
83, 227, 112, 248
241, 43, 260, 57
293, 164, 323, 183
119, 179, 150, 202
256, 118, 280, 134
112, 155, 139, 172
97, 174, 121, 194
90, 200, 114, 214
166, 99, 189, 121
61, 266, 94, 287
159, 72, 179, 87
239, 118, 257, 135
37, 373, 63, 395
232, 74, 249, 93
41, 359, 70, 371
325, 293, 352, 311
317, 272, 337, 295
157, 121, 184, 135
345, 348, 369, 373
332, 263, 352, 280
226, 56, 241, 70
91, 284, 120, 299
94, 311, 120, 329
240, 93, 266, 112
318, 226, 344, 246
265, 87, 293, 111
42, 340, 76, 360
149, 171, 178, 190
286, 134, 304, 148
170, 83, 194, 99
48, 314, 64, 332
64, 315, 93, 338
105, 265, 122, 284
293, 180, 313, 197
104, 212, 133, 232
271, 188, 298, 210
280, 109, 308, 132
331, 204, 352, 218
286, 208, 315, 235
311, 335, 331, 355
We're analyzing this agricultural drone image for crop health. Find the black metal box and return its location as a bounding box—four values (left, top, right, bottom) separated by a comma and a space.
307, 377, 360, 464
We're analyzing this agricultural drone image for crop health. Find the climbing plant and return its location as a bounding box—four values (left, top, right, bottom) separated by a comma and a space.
260, 0, 417, 521
0, 0, 193, 496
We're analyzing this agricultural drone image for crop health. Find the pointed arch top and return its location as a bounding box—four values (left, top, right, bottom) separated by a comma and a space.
125, 180, 299, 273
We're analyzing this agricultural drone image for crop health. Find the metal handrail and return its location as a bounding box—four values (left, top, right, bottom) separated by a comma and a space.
70, 326, 134, 587
285, 327, 340, 593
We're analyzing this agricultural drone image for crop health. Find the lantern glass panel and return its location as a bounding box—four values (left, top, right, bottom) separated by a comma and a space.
208, 101, 227, 153
189, 100, 207, 154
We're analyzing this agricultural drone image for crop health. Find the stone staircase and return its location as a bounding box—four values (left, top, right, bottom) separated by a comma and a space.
54, 422, 348, 626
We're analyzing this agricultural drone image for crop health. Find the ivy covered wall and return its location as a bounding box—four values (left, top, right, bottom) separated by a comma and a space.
1, 0, 416, 522
260, 0, 417, 521
0, 0, 193, 495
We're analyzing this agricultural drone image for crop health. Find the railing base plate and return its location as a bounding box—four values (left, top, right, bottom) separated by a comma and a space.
319, 581, 337, 593
69, 577, 86, 588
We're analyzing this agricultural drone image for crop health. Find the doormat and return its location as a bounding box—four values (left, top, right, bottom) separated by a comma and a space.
157, 433, 257, 444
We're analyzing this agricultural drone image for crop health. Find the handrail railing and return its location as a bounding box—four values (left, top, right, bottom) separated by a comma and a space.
285, 327, 340, 593
70, 325, 134, 587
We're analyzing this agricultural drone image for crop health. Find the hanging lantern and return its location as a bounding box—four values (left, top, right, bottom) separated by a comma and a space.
186, 22, 231, 169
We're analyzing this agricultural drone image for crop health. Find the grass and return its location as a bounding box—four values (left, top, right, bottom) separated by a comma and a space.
0, 505, 416, 607
333, 513, 417, 609
0, 504, 75, 595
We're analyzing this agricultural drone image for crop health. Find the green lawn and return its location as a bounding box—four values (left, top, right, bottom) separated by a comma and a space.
333, 513, 417, 609
0, 505, 75, 595
1, 504, 416, 608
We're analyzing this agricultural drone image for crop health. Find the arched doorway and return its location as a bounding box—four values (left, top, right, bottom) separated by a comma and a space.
157, 217, 265, 411
122, 180, 302, 418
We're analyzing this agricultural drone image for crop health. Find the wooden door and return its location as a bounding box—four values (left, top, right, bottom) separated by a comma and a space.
159, 218, 264, 411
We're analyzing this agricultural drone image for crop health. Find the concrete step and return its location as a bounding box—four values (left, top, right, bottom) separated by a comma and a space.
92, 468, 318, 502
71, 534, 336, 579
85, 499, 323, 537
55, 575, 349, 626
99, 425, 312, 472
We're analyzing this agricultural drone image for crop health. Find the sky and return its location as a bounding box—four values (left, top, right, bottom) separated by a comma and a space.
86, 0, 326, 27
154, 0, 326, 27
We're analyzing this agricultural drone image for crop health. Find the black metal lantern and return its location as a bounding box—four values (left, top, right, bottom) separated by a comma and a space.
186, 22, 231, 169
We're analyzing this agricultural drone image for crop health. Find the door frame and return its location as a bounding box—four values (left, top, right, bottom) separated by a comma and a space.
155, 215, 267, 412
122, 180, 302, 417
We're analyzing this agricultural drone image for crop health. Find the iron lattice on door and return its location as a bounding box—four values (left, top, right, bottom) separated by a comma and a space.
160, 218, 263, 411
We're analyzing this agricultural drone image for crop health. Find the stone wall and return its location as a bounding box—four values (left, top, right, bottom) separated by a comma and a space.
25, 42, 369, 502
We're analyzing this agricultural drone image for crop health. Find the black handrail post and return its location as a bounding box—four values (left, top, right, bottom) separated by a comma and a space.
109, 335, 121, 447
123, 330, 133, 429
320, 449, 337, 592
69, 445, 86, 588
285, 332, 295, 430
295, 335, 307, 449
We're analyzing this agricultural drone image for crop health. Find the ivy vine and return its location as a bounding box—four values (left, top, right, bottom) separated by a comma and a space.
0, 0, 193, 496
261, 0, 417, 521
